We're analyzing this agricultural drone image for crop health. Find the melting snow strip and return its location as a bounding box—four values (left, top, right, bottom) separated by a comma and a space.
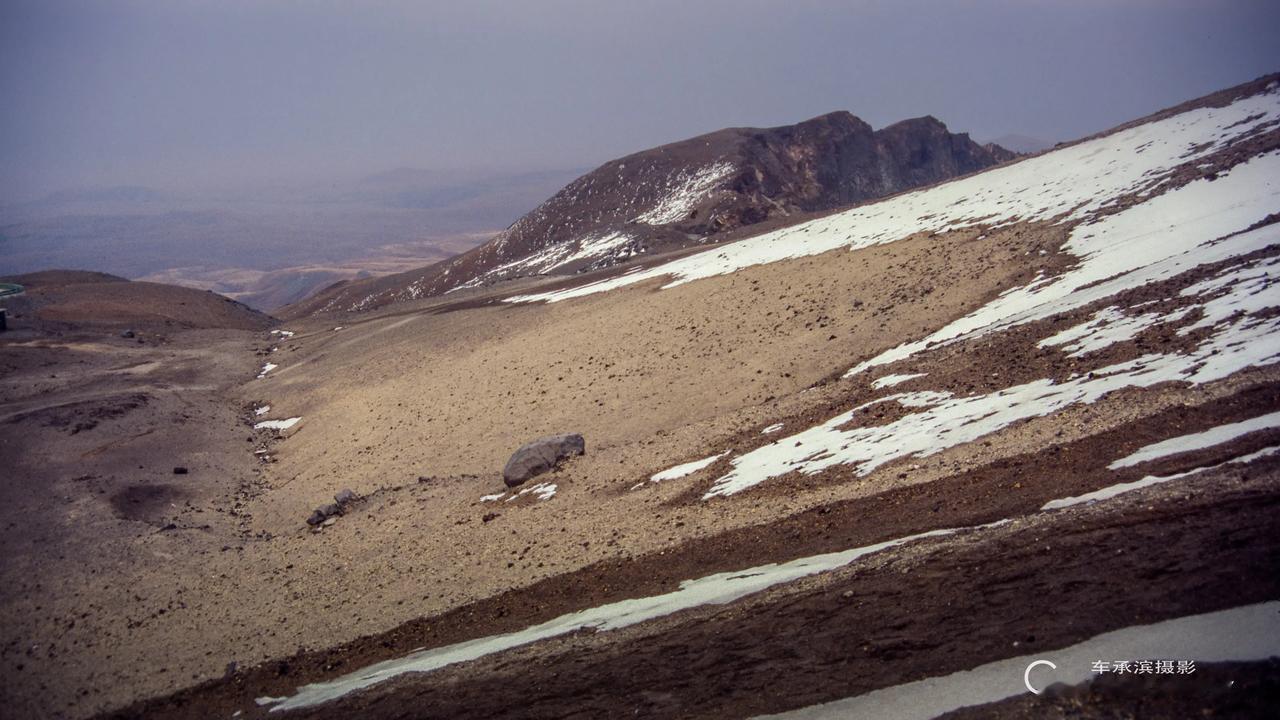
755, 601, 1280, 720
1044, 445, 1280, 510
504, 482, 556, 502
253, 438, 1271, 714
633, 162, 736, 225
257, 526, 966, 712
254, 405, 271, 416
257, 363, 278, 379
701, 223, 1280, 499
1108, 410, 1280, 469
762, 423, 785, 435
254, 417, 301, 431
846, 150, 1280, 376
650, 451, 731, 483
871, 373, 927, 389
1038, 306, 1194, 357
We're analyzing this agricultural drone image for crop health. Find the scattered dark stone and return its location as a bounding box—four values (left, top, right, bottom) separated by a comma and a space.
223, 662, 238, 679
120, 329, 135, 338
482, 512, 500, 523
334, 488, 357, 505
306, 502, 342, 526
172, 467, 188, 475
502, 433, 585, 487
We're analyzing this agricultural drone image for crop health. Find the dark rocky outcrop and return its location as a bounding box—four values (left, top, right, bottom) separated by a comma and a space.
306, 489, 359, 527
502, 434, 585, 488
306, 503, 341, 527
288, 112, 1012, 316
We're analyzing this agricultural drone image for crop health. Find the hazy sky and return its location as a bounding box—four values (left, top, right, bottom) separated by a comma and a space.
2, 0, 1278, 201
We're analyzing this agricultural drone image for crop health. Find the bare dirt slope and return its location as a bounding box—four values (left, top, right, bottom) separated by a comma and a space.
2, 75, 1279, 719
0, 283, 276, 718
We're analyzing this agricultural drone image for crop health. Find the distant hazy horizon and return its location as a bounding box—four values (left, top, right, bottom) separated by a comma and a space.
3, 0, 1278, 203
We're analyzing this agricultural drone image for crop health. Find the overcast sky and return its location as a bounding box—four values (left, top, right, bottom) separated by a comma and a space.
2, 0, 1278, 201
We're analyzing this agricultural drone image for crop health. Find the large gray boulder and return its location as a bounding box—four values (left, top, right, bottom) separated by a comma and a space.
503, 433, 585, 487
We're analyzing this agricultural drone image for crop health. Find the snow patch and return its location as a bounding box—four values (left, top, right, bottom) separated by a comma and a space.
1108, 411, 1280, 469
1039, 306, 1193, 357
871, 373, 927, 389
703, 241, 1280, 499
757, 602, 1280, 720
254, 436, 1268, 714
258, 526, 964, 712
650, 451, 730, 483
551, 231, 636, 270
1045, 445, 1278, 511
633, 161, 736, 225
254, 417, 301, 431
847, 150, 1280, 376
505, 482, 556, 502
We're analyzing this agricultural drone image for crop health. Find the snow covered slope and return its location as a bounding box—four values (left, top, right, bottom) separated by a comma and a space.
526, 77, 1280, 501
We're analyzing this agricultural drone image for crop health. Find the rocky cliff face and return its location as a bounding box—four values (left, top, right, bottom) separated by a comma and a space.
290, 112, 1011, 315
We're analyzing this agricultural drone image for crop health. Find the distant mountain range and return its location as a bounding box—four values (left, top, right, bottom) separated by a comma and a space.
290, 112, 1014, 315
0, 168, 583, 311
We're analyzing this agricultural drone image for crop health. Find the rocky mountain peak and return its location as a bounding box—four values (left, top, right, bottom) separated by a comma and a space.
288, 111, 1012, 316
